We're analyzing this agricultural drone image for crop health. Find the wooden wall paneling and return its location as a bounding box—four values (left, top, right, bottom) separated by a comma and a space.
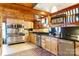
0, 11, 2, 47
0, 3, 51, 23
0, 6, 34, 21
17, 3, 33, 8
0, 3, 50, 16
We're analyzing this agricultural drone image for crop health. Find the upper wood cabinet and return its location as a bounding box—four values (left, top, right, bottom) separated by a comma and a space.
51, 4, 79, 27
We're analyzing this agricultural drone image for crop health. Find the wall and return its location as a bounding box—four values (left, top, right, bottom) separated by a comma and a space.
0, 15, 2, 47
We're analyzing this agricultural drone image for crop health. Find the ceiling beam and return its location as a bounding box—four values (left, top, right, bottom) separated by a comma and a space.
0, 3, 51, 16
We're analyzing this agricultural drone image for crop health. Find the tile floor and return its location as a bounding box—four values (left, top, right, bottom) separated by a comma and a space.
2, 42, 55, 56
7, 47, 55, 56
2, 42, 37, 56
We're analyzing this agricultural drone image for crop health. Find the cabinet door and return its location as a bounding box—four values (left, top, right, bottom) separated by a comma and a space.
41, 36, 46, 49
58, 39, 74, 56
50, 37, 58, 55
75, 42, 79, 56
30, 33, 36, 44
45, 37, 50, 51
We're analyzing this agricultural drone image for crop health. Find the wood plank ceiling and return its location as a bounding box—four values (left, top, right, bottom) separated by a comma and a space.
0, 3, 50, 21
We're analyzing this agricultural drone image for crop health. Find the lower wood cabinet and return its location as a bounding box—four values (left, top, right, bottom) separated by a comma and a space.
30, 33, 36, 44
58, 39, 74, 56
41, 36, 58, 55
75, 42, 79, 56
41, 36, 46, 49
50, 37, 58, 55
45, 37, 50, 51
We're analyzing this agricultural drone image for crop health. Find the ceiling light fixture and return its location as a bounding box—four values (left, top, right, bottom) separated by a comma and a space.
51, 6, 58, 13
40, 12, 46, 15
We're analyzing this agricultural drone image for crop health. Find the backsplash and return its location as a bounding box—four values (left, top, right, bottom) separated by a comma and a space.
61, 27, 79, 35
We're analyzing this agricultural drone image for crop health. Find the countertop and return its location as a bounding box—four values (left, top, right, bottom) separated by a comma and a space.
32, 32, 79, 42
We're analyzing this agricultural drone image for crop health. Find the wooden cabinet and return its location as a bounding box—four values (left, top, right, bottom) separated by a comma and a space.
30, 33, 36, 44
41, 36, 46, 49
50, 37, 58, 55
41, 36, 51, 51
41, 36, 58, 55
58, 39, 74, 56
75, 42, 79, 56
51, 4, 79, 27
45, 36, 50, 51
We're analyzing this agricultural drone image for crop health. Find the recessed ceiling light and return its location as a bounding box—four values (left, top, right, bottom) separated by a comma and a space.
41, 16, 44, 17
40, 12, 46, 15
36, 19, 40, 21
51, 6, 57, 13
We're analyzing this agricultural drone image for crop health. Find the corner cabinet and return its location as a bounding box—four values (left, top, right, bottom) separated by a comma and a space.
30, 33, 36, 44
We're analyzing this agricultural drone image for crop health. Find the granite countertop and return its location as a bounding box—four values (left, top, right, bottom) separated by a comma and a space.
32, 32, 79, 42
